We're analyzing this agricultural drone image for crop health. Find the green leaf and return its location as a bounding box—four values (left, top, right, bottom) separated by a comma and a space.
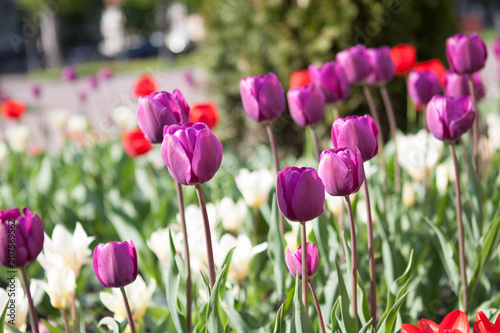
360, 318, 374, 333
292, 274, 315, 333
272, 304, 284, 333
4, 323, 23, 333
152, 318, 169, 333
165, 230, 187, 333
376, 291, 410, 333
206, 264, 230, 333
267, 195, 286, 298
335, 258, 357, 333
224, 292, 263, 333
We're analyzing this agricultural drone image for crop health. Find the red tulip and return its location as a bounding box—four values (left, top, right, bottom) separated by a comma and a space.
133, 74, 158, 98
401, 310, 470, 333
473, 311, 500, 333
413, 59, 447, 87
289, 70, 312, 88
189, 102, 219, 129
390, 44, 417, 76
1, 100, 26, 119
122, 128, 152, 157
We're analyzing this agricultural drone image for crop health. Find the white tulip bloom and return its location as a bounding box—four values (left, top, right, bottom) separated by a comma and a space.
0, 280, 28, 332
36, 267, 76, 309
325, 195, 344, 217
66, 114, 89, 136
6, 125, 29, 153
402, 181, 416, 208
284, 223, 300, 252
48, 109, 68, 130
0, 142, 7, 164
235, 168, 274, 208
100, 276, 156, 321
218, 197, 247, 232
147, 227, 176, 262
112, 106, 137, 131
487, 113, 500, 151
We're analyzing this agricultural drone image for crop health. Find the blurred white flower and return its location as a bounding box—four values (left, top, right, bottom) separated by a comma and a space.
402, 181, 416, 208
100, 275, 156, 321
435, 162, 455, 195
0, 279, 28, 332
0, 142, 7, 164
363, 160, 378, 178
6, 125, 29, 153
66, 114, 89, 137
396, 129, 443, 181
356, 199, 368, 224
36, 267, 76, 309
112, 106, 137, 131
218, 197, 247, 232
325, 195, 344, 217
284, 223, 300, 252
148, 227, 174, 262
48, 109, 68, 130
235, 168, 274, 208
487, 114, 500, 151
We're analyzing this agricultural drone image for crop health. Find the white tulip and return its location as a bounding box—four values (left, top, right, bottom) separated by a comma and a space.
0, 280, 28, 332
487, 114, 500, 151
0, 142, 7, 164
235, 168, 274, 208
48, 109, 68, 130
218, 197, 247, 232
435, 162, 455, 195
402, 181, 416, 208
147, 227, 172, 262
284, 223, 300, 252
6, 125, 29, 153
325, 195, 344, 217
66, 114, 89, 136
112, 106, 137, 131
36, 267, 76, 309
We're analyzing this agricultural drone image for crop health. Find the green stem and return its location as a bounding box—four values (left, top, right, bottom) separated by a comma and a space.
380, 85, 400, 191
309, 280, 326, 333
300, 222, 308, 309
344, 196, 358, 330
309, 126, 321, 163
19, 267, 39, 333
120, 287, 136, 333
266, 123, 285, 234
61, 309, 70, 333
195, 183, 216, 289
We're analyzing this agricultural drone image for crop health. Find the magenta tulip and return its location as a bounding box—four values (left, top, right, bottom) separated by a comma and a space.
89, 76, 99, 90
31, 85, 41, 98
285, 242, 319, 279
287, 84, 325, 127
446, 33, 487, 75
308, 61, 350, 103
336, 45, 371, 85
240, 72, 285, 122
318, 148, 364, 196
366, 46, 395, 85
93, 240, 138, 288
331, 115, 378, 161
426, 95, 475, 142
61, 66, 77, 81
444, 71, 485, 101
407, 70, 442, 107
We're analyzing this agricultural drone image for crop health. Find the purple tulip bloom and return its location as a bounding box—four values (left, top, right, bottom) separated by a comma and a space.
276, 167, 325, 222
79, 91, 87, 103
308, 61, 350, 104
285, 242, 319, 279
444, 71, 485, 101
161, 122, 223, 185
318, 148, 364, 196
331, 115, 378, 162
240, 72, 285, 122
446, 33, 487, 75
407, 70, 442, 107
366, 46, 395, 85
61, 66, 78, 81
31, 84, 41, 98
426, 95, 475, 142
89, 76, 99, 90
137, 90, 190, 144
287, 84, 325, 127
336, 45, 371, 85
93, 240, 137, 288
98, 67, 113, 80
0, 207, 44, 267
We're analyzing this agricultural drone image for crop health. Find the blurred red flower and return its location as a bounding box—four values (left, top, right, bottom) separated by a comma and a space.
401, 310, 469, 333
390, 44, 417, 76
122, 128, 152, 157
413, 59, 446, 87
473, 311, 500, 333
1, 100, 26, 119
189, 102, 219, 129
289, 69, 312, 88
133, 74, 157, 98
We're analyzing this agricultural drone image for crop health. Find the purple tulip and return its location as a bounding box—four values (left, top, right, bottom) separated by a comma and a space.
426, 95, 475, 142
444, 71, 485, 101
407, 70, 442, 107
287, 84, 325, 127
89, 76, 99, 90
161, 122, 223, 185
98, 67, 113, 80
308, 61, 350, 103
336, 45, 371, 85
331, 115, 378, 161
276, 167, 325, 222
285, 242, 319, 279
240, 72, 285, 122
31, 84, 41, 98
318, 148, 364, 196
61, 66, 78, 81
93, 240, 138, 288
137, 90, 190, 144
0, 207, 44, 267
366, 46, 395, 85
494, 38, 500, 60
446, 33, 487, 75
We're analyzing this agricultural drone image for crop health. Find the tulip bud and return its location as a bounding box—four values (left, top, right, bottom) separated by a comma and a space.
446, 33, 487, 75
308, 61, 350, 103
426, 95, 475, 142
161, 122, 223, 185
318, 148, 365, 196
240, 72, 285, 122
407, 70, 442, 108
366, 46, 395, 85
189, 102, 219, 129
218, 197, 247, 232
235, 168, 274, 208
276, 167, 325, 222
6, 124, 29, 153
412, 59, 447, 87
331, 115, 379, 162
31, 85, 41, 99
0, 207, 44, 267
289, 69, 312, 88
402, 182, 416, 208
134, 74, 157, 98
88, 75, 99, 90
336, 45, 371, 85
93, 240, 138, 288
390, 44, 416, 76
1, 100, 26, 119
444, 71, 485, 101
285, 242, 319, 279
98, 67, 113, 80
61, 66, 77, 81
122, 128, 152, 158
287, 84, 325, 127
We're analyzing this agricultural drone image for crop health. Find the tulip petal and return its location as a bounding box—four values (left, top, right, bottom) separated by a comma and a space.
285, 248, 301, 278
191, 129, 222, 184
418, 319, 439, 333
401, 324, 423, 333
291, 171, 325, 222
161, 134, 193, 185
439, 309, 469, 333
240, 78, 260, 122
449, 111, 475, 140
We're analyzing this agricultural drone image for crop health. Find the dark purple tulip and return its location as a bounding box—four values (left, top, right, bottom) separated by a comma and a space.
331, 115, 378, 161
446, 33, 487, 75
407, 70, 442, 107
61, 66, 77, 81
31, 84, 41, 98
88, 76, 99, 90
0, 207, 44, 267
426, 95, 475, 142
287, 84, 325, 127
161, 122, 223, 185
93, 240, 138, 288
308, 61, 350, 103
366, 46, 395, 85
318, 148, 364, 196
285, 242, 319, 279
276, 167, 325, 222
240, 72, 285, 122
336, 45, 371, 85
137, 90, 190, 143
444, 71, 485, 101
98, 67, 113, 80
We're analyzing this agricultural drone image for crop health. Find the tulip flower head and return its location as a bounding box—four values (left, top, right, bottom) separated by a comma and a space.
240, 72, 285, 122
93, 240, 138, 288
122, 128, 153, 158
308, 61, 350, 103
218, 197, 247, 232
136, 90, 190, 143
473, 311, 500, 333
1, 100, 26, 119
336, 45, 371, 85
113, 106, 137, 131
426, 95, 475, 142
401, 309, 469, 333
189, 101, 219, 129
413, 59, 447, 87
407, 70, 442, 108
134, 74, 158, 98
98, 67, 113, 80
446, 32, 487, 75
276, 167, 325, 222
331, 114, 379, 162
148, 228, 173, 262
31, 84, 41, 98
318, 148, 365, 196
88, 75, 99, 90
390, 44, 417, 76
445, 71, 485, 101
285, 242, 319, 279
61, 66, 77, 81
366, 46, 395, 85
5, 124, 30, 153
36, 266, 76, 309
235, 168, 274, 208
289, 69, 312, 88
287, 84, 325, 127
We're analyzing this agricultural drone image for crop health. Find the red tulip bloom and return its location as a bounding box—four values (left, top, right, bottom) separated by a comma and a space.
1, 100, 26, 119
122, 128, 152, 157
189, 102, 219, 129
133, 74, 158, 98
390, 44, 417, 76
289, 70, 312, 88
401, 310, 469, 333
413, 59, 447, 87
473, 311, 500, 333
